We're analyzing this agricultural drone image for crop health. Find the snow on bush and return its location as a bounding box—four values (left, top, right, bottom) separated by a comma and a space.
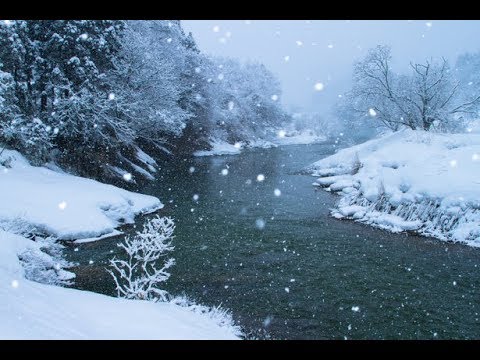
108, 216, 175, 302
307, 129, 480, 246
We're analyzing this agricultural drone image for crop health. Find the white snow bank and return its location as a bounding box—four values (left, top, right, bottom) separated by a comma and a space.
308, 129, 480, 246
0, 150, 162, 241
194, 139, 242, 157
0, 230, 240, 339
273, 130, 326, 146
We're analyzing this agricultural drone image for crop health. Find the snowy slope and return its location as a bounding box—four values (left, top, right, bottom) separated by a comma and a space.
307, 130, 480, 246
0, 230, 240, 340
0, 150, 162, 241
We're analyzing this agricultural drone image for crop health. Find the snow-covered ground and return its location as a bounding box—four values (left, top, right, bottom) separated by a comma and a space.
194, 130, 326, 157
0, 230, 240, 339
273, 129, 326, 146
0, 150, 241, 339
307, 130, 480, 247
0, 150, 161, 241
193, 139, 243, 157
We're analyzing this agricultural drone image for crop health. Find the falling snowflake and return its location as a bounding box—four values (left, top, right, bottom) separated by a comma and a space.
45, 126, 51, 132
11, 280, 19, 288
468, 82, 473, 86
296, 40, 303, 46
219, 37, 227, 44
225, 31, 232, 38
123, 173, 132, 181
284, 55, 290, 62
290, 278, 295, 282
255, 218, 266, 229
368, 108, 377, 117
108, 93, 115, 101
277, 130, 286, 138
426, 22, 433, 27
472, 154, 479, 161
194, 67, 201, 74
58, 201, 67, 210
228, 101, 235, 110
234, 142, 242, 149
245, 179, 252, 185
453, 281, 457, 286
213, 25, 220, 32
257, 174, 265, 182
218, 73, 224, 81
221, 169, 229, 176
89, 260, 94, 265
271, 94, 279, 101
263, 316, 273, 327
193, 194, 199, 201
166, 38, 172, 43
449, 160, 457, 167
314, 82, 324, 91
53, 128, 59, 134
274, 189, 282, 196
351, 306, 360, 312
284, 287, 290, 293
327, 44, 334, 49
79, 33, 88, 40
189, 166, 195, 173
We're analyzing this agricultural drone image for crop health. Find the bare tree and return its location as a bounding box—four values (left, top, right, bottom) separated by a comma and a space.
107, 216, 175, 302
346, 45, 480, 132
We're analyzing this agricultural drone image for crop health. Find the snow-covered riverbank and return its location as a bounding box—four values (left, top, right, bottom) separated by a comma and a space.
307, 130, 480, 247
194, 130, 326, 157
0, 150, 240, 339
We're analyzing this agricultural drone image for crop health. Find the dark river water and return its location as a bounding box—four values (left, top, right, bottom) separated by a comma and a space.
65, 143, 480, 339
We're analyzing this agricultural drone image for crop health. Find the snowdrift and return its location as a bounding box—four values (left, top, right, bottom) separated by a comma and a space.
307, 130, 480, 247
0, 150, 162, 241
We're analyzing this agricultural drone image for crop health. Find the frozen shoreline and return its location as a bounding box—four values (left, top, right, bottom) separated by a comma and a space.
307, 130, 480, 247
194, 131, 326, 157
0, 150, 241, 339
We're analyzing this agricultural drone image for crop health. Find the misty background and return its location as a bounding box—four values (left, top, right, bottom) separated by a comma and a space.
183, 20, 480, 114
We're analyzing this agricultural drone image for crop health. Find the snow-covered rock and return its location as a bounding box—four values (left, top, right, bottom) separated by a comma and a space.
308, 129, 480, 246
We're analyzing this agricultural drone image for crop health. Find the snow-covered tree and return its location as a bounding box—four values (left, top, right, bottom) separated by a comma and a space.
344, 45, 480, 133
200, 56, 286, 145
107, 216, 175, 302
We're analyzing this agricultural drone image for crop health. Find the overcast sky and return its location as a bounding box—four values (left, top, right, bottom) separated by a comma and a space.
183, 20, 480, 114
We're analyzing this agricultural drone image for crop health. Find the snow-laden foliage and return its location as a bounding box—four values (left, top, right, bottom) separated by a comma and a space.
18, 236, 75, 286
197, 57, 288, 146
340, 45, 480, 134
0, 218, 75, 286
0, 20, 288, 182
169, 295, 243, 338
108, 216, 175, 302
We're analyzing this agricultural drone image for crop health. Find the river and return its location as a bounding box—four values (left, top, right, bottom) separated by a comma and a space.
65, 143, 480, 339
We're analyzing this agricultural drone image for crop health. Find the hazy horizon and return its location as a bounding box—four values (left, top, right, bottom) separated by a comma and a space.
183, 20, 480, 115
